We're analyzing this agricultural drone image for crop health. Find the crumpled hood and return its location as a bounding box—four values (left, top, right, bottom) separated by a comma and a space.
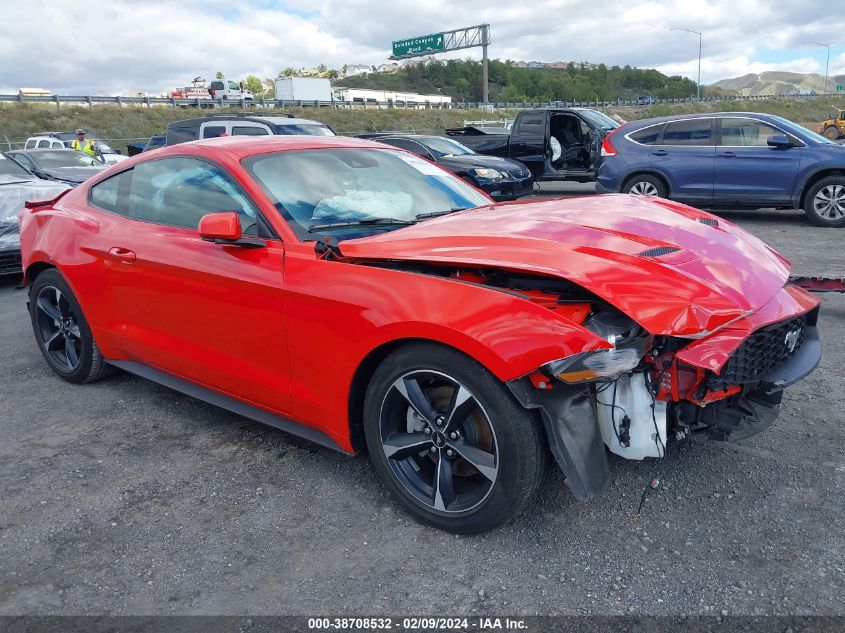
339, 194, 792, 337
438, 154, 529, 175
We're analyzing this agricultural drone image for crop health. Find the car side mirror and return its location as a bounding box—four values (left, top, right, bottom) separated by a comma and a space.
767, 134, 793, 148
198, 212, 265, 248
199, 212, 242, 241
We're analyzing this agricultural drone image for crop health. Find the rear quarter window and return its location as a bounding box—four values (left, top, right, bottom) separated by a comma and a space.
90, 170, 132, 214
629, 125, 663, 145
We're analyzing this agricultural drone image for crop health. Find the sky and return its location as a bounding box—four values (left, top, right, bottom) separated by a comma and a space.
0, 0, 842, 95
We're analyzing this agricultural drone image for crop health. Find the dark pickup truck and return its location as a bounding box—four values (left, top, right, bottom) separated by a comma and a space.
445, 108, 620, 183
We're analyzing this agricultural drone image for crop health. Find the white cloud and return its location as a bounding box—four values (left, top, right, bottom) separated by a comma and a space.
0, 0, 841, 94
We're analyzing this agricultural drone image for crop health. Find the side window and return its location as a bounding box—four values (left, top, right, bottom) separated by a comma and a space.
629, 125, 662, 145
90, 170, 133, 214
662, 119, 712, 146
719, 118, 781, 146
201, 125, 227, 139
25, 140, 36, 149
514, 113, 545, 138
37, 140, 50, 148
232, 126, 270, 136
126, 157, 260, 234
382, 138, 428, 157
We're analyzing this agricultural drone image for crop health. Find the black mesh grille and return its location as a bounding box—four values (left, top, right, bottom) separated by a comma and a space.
699, 218, 718, 227
708, 315, 807, 389
638, 246, 680, 257
0, 250, 22, 275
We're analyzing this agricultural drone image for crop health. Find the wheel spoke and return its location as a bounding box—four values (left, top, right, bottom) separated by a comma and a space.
55, 288, 71, 318
45, 331, 64, 352
392, 377, 436, 423
64, 338, 79, 367
443, 385, 476, 431
447, 438, 498, 482
37, 296, 62, 322
433, 454, 456, 511
67, 323, 81, 339
382, 432, 431, 460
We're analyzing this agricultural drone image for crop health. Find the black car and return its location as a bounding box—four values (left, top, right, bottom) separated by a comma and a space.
366, 134, 534, 201
6, 149, 108, 186
0, 153, 69, 275
445, 108, 621, 183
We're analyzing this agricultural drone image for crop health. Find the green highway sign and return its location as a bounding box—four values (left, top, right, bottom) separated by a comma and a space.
392, 32, 445, 57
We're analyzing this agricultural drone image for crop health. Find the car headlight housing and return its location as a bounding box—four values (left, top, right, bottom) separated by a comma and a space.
545, 310, 649, 383
472, 168, 504, 179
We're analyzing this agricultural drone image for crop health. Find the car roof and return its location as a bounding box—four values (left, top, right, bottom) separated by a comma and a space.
133, 134, 394, 160
623, 111, 780, 128
11, 148, 76, 154
170, 115, 328, 127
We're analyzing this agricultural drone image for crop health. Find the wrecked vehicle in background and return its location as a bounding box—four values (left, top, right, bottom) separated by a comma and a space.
18, 136, 821, 533
0, 153, 69, 275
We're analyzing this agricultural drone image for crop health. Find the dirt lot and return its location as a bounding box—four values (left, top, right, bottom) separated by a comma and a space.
0, 199, 843, 617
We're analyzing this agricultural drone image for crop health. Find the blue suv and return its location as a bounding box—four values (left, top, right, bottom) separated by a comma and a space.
596, 112, 845, 227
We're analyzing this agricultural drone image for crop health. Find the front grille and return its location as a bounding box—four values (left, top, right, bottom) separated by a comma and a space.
708, 315, 807, 389
0, 250, 22, 275
638, 246, 680, 258
509, 169, 530, 178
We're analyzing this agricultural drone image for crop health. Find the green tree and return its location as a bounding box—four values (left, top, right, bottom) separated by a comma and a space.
243, 75, 264, 97
215, 71, 224, 80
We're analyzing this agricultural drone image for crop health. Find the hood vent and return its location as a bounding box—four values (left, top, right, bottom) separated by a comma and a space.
638, 246, 680, 258
699, 218, 719, 227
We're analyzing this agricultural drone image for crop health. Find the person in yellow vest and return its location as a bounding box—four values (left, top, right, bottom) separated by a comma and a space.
70, 129, 100, 159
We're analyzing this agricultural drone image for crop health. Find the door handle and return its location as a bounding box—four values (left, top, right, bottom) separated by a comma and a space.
108, 247, 136, 263
718, 151, 736, 158
651, 150, 668, 156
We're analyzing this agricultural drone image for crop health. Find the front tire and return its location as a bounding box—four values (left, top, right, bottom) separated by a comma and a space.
363, 344, 548, 533
804, 176, 845, 227
29, 269, 112, 383
622, 174, 668, 198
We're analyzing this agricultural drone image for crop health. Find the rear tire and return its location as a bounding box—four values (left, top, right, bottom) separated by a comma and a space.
363, 343, 548, 533
823, 126, 841, 141
803, 176, 845, 227
29, 269, 112, 383
622, 174, 668, 198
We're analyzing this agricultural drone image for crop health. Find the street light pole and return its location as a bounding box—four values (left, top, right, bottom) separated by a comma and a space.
671, 27, 702, 100
806, 42, 831, 93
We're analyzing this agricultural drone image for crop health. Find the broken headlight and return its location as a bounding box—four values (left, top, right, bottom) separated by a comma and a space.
546, 310, 649, 383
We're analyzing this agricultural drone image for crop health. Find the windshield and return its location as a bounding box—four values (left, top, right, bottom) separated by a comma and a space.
27, 150, 102, 168
769, 115, 836, 145
243, 148, 490, 241
577, 110, 620, 130
0, 154, 32, 178
418, 137, 475, 156
279, 124, 335, 136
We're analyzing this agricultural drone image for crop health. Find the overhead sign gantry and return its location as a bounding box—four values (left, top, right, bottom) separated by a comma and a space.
390, 24, 491, 104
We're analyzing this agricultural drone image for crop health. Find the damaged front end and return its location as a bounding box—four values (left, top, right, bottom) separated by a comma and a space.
508, 285, 822, 502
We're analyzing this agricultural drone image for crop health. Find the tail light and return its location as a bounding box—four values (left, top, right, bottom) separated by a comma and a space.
601, 127, 623, 157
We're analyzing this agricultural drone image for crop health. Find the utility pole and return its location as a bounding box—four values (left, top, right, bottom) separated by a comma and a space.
803, 42, 831, 93
671, 27, 702, 100
481, 24, 490, 104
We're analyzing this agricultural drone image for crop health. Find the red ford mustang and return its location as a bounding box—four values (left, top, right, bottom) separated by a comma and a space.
19, 136, 821, 533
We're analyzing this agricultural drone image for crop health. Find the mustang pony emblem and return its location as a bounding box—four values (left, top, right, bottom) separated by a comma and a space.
785, 328, 801, 353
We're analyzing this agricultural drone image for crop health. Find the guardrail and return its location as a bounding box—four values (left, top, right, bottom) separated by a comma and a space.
2, 92, 844, 111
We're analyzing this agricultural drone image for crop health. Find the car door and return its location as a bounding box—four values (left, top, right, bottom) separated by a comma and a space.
714, 117, 802, 204
89, 156, 292, 413
509, 111, 548, 178
649, 118, 716, 200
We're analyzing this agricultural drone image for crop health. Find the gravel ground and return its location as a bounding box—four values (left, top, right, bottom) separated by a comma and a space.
0, 200, 843, 617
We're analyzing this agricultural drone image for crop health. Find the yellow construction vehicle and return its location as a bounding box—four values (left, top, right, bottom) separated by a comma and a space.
818, 107, 845, 140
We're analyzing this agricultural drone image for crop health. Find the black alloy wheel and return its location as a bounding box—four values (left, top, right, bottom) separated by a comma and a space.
29, 269, 112, 383
379, 369, 499, 514
363, 344, 548, 533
